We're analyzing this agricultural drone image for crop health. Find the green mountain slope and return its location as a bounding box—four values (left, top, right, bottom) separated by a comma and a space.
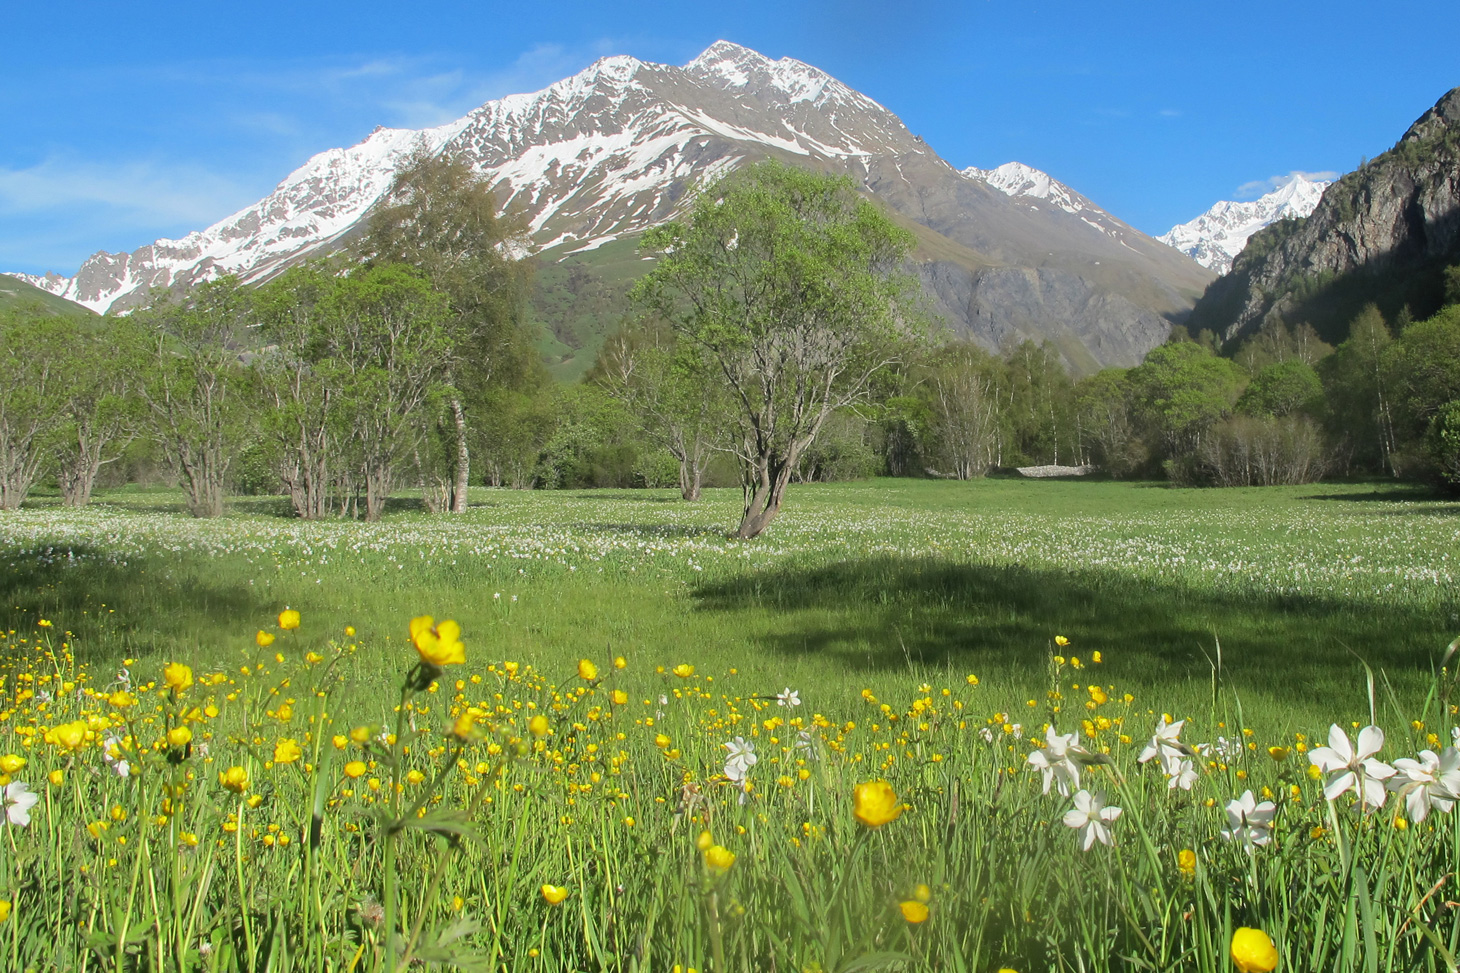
0, 276, 97, 319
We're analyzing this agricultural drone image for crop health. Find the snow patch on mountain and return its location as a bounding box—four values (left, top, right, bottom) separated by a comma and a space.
1158, 174, 1331, 275
960, 161, 1134, 240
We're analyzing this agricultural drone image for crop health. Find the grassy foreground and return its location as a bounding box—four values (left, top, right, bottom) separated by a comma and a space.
0, 479, 1458, 971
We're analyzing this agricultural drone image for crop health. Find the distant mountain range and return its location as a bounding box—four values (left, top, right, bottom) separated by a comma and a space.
7, 41, 1221, 370
1158, 175, 1331, 276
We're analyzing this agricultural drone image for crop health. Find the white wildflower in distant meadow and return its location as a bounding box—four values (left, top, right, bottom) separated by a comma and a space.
1309, 724, 1395, 811
1222, 790, 1277, 848
1028, 726, 1088, 797
723, 737, 757, 782
1062, 790, 1121, 850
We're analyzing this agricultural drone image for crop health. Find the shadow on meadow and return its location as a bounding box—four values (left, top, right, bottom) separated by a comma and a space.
691, 556, 1456, 708
0, 543, 278, 663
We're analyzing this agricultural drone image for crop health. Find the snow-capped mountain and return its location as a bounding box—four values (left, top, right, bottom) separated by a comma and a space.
7, 40, 1213, 369
961, 161, 1128, 237
1158, 174, 1331, 275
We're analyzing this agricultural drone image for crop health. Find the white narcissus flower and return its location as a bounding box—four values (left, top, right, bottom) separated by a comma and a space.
1027, 726, 1088, 797
723, 737, 757, 782
776, 688, 801, 707
1389, 747, 1460, 822
1138, 717, 1194, 775
1308, 724, 1395, 811
1222, 789, 1277, 847
1062, 790, 1122, 850
1167, 758, 1199, 791
2, 781, 40, 827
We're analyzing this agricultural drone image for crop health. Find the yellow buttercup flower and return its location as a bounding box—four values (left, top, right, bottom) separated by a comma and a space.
48, 769, 64, 786
410, 616, 465, 667
703, 844, 736, 873
0, 755, 25, 775
1267, 746, 1289, 762
1178, 849, 1196, 877
540, 884, 569, 904
278, 610, 301, 630
163, 663, 194, 693
611, 690, 629, 705
345, 625, 356, 637
219, 766, 249, 793
0, 900, 9, 922
578, 659, 599, 682
344, 761, 367, 779
1054, 635, 1070, 647
853, 780, 902, 828
273, 739, 302, 764
452, 712, 476, 739
256, 630, 275, 648
899, 901, 929, 923
1231, 927, 1279, 973
49, 720, 89, 752
696, 829, 714, 851
528, 715, 550, 738
672, 664, 694, 678
613, 656, 627, 670
913, 884, 932, 903
167, 726, 192, 747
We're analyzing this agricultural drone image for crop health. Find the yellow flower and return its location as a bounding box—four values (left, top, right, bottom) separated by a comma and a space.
219, 766, 249, 793
703, 844, 736, 873
853, 780, 902, 828
167, 726, 193, 747
255, 630, 275, 648
611, 690, 629, 705
528, 715, 550, 738
899, 900, 929, 923
1230, 928, 1279, 973
654, 734, 671, 749
540, 884, 569, 904
0, 755, 25, 775
344, 761, 367, 779
452, 712, 476, 739
108, 691, 136, 708
578, 659, 599, 681
49, 720, 89, 751
48, 769, 64, 786
0, 900, 9, 922
966, 674, 979, 686
1092, 651, 1102, 663
672, 664, 694, 678
349, 726, 372, 744
410, 616, 465, 668
37, 619, 52, 628
273, 739, 302, 764
278, 610, 301, 630
1054, 635, 1070, 647
613, 656, 627, 670
1178, 849, 1196, 877
345, 625, 356, 637
913, 884, 932, 903
163, 663, 194, 693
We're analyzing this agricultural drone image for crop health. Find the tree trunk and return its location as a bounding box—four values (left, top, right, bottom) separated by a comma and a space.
365, 464, 391, 522
450, 397, 469, 513
736, 460, 792, 539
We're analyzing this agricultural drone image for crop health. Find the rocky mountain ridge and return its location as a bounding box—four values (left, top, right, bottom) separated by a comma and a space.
8, 41, 1213, 371
1188, 87, 1460, 346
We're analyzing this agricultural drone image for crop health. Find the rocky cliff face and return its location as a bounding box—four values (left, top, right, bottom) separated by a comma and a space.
1188, 87, 1460, 345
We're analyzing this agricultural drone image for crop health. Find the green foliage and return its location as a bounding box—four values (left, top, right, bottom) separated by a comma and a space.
634, 161, 923, 537
1126, 341, 1243, 454
1236, 359, 1324, 418
1427, 400, 1460, 489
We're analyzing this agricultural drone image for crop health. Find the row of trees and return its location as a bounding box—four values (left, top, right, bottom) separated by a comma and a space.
4, 156, 1458, 533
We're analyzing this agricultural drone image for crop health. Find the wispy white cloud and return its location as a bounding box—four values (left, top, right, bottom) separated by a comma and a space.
0, 156, 253, 226
1235, 169, 1339, 199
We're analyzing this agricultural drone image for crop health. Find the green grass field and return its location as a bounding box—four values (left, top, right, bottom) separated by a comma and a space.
1, 479, 1458, 971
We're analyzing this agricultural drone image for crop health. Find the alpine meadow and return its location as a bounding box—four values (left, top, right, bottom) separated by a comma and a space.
3, 20, 1460, 973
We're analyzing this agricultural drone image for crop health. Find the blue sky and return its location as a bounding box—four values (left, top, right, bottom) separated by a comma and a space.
2, 0, 1454, 275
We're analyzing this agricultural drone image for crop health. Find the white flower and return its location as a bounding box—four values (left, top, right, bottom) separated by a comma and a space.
1452, 726, 1460, 748
103, 734, 130, 778
1389, 747, 1460, 822
1138, 718, 1193, 775
1222, 790, 1277, 847
1308, 724, 1395, 811
1062, 790, 1121, 850
723, 736, 757, 782
1008, 723, 1023, 740
776, 688, 801, 707
1027, 725, 1088, 797
2, 781, 40, 827
792, 730, 817, 758
1167, 758, 1199, 791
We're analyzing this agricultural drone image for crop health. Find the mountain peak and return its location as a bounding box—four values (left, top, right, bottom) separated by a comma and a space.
1159, 176, 1330, 276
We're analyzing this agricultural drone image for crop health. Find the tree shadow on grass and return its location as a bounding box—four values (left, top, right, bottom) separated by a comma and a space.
0, 544, 276, 664
568, 522, 729, 541
691, 556, 1456, 707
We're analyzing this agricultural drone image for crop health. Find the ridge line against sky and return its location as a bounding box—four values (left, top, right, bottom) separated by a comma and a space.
1, 0, 1454, 276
